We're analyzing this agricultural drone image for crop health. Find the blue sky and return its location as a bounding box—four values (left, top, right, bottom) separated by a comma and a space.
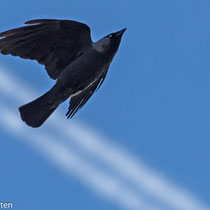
0, 0, 210, 210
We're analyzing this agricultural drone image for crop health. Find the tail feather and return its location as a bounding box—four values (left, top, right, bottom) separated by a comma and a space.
19, 88, 58, 128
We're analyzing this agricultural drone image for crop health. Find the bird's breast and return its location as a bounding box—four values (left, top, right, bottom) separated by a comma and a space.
57, 50, 108, 93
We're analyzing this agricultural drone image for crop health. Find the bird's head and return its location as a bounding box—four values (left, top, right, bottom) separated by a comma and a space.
93, 28, 126, 58
106, 28, 127, 47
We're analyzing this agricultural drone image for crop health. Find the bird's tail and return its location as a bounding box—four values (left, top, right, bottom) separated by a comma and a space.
19, 86, 59, 128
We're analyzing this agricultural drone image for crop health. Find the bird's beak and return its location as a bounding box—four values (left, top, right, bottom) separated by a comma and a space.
116, 28, 127, 37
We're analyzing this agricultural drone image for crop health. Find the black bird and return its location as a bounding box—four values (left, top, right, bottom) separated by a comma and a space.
0, 19, 126, 127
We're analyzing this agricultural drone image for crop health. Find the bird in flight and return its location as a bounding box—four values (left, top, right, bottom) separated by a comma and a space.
0, 19, 126, 128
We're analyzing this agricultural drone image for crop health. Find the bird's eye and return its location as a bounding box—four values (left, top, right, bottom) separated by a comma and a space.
108, 34, 113, 38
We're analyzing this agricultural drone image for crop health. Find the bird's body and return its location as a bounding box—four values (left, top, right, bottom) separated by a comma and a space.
0, 19, 126, 127
58, 44, 108, 95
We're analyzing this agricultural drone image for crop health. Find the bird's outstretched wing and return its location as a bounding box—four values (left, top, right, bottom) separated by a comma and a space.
66, 69, 108, 119
0, 19, 92, 79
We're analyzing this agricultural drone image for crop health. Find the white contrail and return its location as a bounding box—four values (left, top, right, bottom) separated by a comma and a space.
0, 63, 209, 210
0, 103, 158, 210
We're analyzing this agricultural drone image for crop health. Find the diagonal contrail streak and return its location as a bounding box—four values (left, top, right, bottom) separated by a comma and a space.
0, 102, 159, 210
54, 120, 209, 210
0, 63, 209, 210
